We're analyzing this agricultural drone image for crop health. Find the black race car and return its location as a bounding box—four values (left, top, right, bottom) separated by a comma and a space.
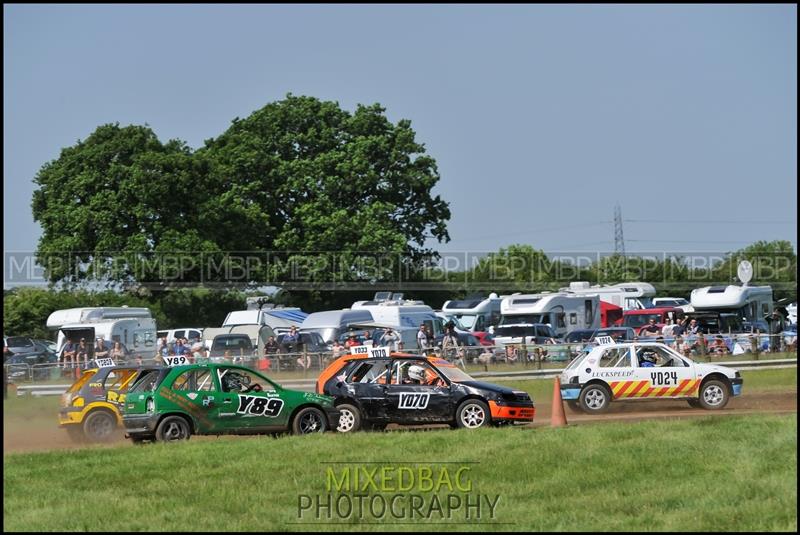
316, 353, 535, 432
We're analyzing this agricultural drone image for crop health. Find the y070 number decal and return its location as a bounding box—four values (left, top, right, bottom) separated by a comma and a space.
398, 392, 430, 409
650, 371, 679, 386
237, 395, 285, 417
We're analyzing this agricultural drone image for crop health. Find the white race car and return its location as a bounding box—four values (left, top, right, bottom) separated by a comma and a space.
560, 340, 743, 413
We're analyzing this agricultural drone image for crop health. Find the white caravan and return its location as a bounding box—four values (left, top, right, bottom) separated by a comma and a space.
46, 307, 158, 359
690, 285, 774, 323
222, 306, 307, 331
441, 293, 503, 332
560, 281, 656, 311
351, 293, 445, 338
499, 292, 601, 339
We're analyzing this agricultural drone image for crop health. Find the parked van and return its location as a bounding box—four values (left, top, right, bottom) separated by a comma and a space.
300, 309, 375, 344
47, 307, 157, 360
156, 328, 203, 344
223, 306, 307, 331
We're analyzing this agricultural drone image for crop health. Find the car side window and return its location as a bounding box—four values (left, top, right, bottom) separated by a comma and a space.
172, 369, 217, 392
390, 360, 445, 387
347, 360, 390, 384
599, 348, 632, 368
216, 368, 267, 393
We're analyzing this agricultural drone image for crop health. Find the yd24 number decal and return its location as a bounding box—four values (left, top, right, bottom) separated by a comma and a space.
650, 371, 679, 386
237, 395, 285, 417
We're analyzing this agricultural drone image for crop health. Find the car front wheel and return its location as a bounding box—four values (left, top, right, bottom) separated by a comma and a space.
336, 404, 361, 433
579, 384, 611, 414
293, 407, 327, 435
455, 399, 491, 429
155, 416, 192, 442
698, 380, 730, 410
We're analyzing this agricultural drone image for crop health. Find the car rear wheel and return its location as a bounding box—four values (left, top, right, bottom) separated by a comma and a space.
155, 416, 191, 442
336, 404, 361, 433
698, 380, 730, 410
579, 384, 611, 414
83, 410, 117, 442
292, 407, 327, 435
455, 399, 491, 429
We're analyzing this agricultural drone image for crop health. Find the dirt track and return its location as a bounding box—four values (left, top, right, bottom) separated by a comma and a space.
4, 390, 796, 454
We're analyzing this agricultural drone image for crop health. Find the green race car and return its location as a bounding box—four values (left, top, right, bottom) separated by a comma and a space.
122, 363, 339, 442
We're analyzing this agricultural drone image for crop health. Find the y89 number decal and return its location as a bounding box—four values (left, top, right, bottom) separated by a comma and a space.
650, 371, 679, 386
164, 355, 189, 367
237, 395, 284, 417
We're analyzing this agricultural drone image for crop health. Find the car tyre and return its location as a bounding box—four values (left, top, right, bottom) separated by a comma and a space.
579, 384, 611, 414
292, 407, 327, 435
336, 404, 362, 433
455, 399, 491, 429
155, 416, 192, 442
698, 379, 730, 410
82, 410, 117, 443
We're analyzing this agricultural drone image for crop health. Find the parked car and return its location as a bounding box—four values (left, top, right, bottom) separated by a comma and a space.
559, 341, 742, 414
60, 365, 159, 442
208, 334, 255, 361
276, 332, 328, 353
122, 364, 339, 442
317, 353, 535, 432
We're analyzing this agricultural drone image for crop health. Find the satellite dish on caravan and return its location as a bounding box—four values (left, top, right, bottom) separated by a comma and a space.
737, 260, 753, 286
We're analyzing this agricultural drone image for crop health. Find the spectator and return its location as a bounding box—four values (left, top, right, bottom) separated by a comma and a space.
94, 337, 109, 359
282, 326, 300, 353
61, 339, 77, 369
672, 335, 690, 355
362, 331, 373, 347
331, 340, 346, 360
662, 317, 675, 338
264, 336, 280, 355
710, 336, 728, 356
110, 341, 125, 361
223, 350, 233, 363
296, 352, 312, 371
380, 329, 400, 351
157, 335, 169, 355
765, 310, 785, 353
640, 318, 661, 337
75, 338, 90, 368
425, 326, 434, 350
344, 332, 360, 349
672, 318, 686, 336
174, 339, 188, 356
686, 319, 701, 336
416, 324, 428, 351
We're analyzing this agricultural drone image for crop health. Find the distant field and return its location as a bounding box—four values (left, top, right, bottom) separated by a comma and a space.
3, 414, 796, 531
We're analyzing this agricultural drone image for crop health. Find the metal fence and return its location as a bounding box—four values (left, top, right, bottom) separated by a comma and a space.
4, 332, 796, 385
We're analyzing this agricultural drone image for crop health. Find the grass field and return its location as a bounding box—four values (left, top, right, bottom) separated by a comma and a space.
3, 414, 797, 531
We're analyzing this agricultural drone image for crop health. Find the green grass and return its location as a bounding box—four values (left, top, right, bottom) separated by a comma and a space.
3, 414, 796, 531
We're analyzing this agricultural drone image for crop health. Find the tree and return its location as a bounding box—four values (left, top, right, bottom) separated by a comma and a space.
30, 96, 451, 306
710, 241, 797, 301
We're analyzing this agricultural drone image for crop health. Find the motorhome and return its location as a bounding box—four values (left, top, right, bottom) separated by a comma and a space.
560, 281, 656, 310
299, 309, 375, 344
497, 292, 601, 340
441, 293, 503, 332
351, 293, 446, 339
46, 307, 157, 359
689, 284, 773, 325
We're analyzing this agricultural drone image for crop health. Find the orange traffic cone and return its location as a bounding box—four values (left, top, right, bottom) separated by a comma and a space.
551, 376, 568, 427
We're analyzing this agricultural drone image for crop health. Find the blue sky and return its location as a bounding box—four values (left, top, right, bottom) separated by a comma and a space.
4, 4, 797, 261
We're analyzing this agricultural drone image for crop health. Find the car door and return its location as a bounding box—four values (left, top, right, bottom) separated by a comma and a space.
384, 359, 452, 423
632, 346, 697, 398
215, 367, 289, 431
342, 359, 391, 421
167, 367, 229, 434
